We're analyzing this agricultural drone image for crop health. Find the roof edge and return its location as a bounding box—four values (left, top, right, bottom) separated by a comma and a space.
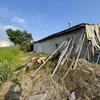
34, 23, 90, 43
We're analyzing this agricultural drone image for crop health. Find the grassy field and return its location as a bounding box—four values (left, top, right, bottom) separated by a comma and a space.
0, 46, 49, 83
0, 46, 27, 70
0, 46, 29, 82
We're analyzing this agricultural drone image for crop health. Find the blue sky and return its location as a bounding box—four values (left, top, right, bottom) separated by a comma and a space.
0, 0, 100, 42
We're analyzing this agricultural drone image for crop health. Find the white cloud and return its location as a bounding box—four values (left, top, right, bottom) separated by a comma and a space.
0, 25, 19, 30
0, 24, 20, 41
12, 17, 26, 24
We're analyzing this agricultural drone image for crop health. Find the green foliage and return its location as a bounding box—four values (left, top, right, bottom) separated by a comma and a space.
6, 29, 22, 45
0, 47, 28, 83
22, 30, 33, 42
0, 63, 13, 83
20, 41, 32, 52
6, 28, 33, 52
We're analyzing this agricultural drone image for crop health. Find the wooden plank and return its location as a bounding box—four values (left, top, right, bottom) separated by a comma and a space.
63, 33, 85, 79
14, 58, 36, 74
75, 33, 84, 53
30, 41, 66, 77
51, 39, 72, 77
61, 35, 76, 65
95, 24, 100, 43
57, 41, 68, 64
63, 53, 78, 79
73, 34, 85, 69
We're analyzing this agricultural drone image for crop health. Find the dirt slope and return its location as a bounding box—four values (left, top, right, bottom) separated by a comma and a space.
0, 59, 100, 100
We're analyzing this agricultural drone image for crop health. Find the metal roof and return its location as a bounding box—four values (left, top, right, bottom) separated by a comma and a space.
34, 23, 90, 43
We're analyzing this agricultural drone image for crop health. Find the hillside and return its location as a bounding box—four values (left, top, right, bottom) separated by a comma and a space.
0, 47, 35, 83
0, 49, 100, 100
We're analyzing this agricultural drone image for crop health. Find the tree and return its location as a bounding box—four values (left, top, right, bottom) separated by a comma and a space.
6, 29, 33, 45
6, 28, 33, 52
22, 30, 33, 42
20, 41, 31, 52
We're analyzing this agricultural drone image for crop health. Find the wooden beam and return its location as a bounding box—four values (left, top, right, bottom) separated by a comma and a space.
61, 35, 76, 65
63, 33, 85, 79
75, 33, 84, 53
51, 39, 72, 77
30, 41, 66, 77
63, 53, 78, 79
73, 34, 85, 69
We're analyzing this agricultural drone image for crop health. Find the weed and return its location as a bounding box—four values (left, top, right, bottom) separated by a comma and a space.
0, 63, 13, 83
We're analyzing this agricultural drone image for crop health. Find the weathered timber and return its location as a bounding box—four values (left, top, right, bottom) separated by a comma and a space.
61, 35, 76, 65
63, 33, 85, 78
73, 34, 85, 69
30, 41, 66, 77
51, 39, 72, 77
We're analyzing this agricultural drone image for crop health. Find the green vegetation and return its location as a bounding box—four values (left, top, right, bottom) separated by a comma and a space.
0, 47, 26, 70
6, 28, 33, 52
20, 41, 33, 52
0, 63, 13, 83
0, 47, 27, 83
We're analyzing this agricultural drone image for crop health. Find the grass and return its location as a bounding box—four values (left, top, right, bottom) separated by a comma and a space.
0, 46, 28, 83
0, 63, 13, 83
0, 46, 26, 70
0, 46, 49, 83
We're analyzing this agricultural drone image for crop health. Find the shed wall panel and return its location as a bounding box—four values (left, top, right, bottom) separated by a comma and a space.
34, 28, 86, 57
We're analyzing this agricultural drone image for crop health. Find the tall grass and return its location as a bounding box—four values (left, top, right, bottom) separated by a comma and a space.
0, 47, 26, 70
0, 47, 27, 83
0, 63, 13, 83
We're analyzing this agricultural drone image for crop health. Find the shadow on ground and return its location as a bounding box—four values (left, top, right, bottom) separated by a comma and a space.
4, 82, 23, 100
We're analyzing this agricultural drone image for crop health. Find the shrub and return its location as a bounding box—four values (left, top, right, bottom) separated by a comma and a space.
20, 41, 31, 52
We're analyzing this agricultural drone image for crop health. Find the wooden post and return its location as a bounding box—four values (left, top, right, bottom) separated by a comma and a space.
75, 33, 84, 53
95, 24, 100, 43
73, 34, 85, 69
61, 35, 76, 65
14, 58, 36, 74
63, 33, 85, 79
30, 41, 66, 77
63, 53, 78, 79
51, 39, 72, 77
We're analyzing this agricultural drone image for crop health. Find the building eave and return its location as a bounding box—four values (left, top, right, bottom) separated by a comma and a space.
34, 23, 90, 43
